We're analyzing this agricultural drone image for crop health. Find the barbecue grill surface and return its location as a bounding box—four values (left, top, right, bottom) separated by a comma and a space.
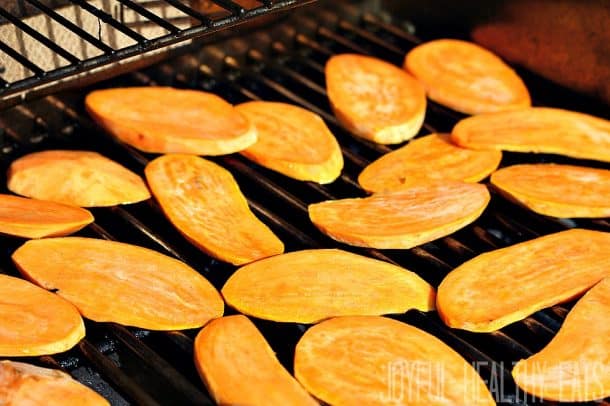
0, 2, 609, 405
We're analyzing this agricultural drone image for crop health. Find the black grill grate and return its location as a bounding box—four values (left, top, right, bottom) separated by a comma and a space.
0, 2, 610, 405
0, 0, 315, 109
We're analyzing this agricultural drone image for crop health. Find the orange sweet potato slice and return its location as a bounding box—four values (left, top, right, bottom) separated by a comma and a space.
437, 228, 610, 332
358, 133, 502, 193
221, 249, 435, 323
451, 107, 610, 162
86, 87, 256, 155
512, 277, 610, 402
0, 361, 109, 406
194, 315, 317, 405
234, 101, 343, 184
491, 164, 610, 218
145, 154, 284, 265
0, 194, 93, 239
295, 316, 495, 405
404, 39, 530, 114
12, 237, 224, 330
326, 53, 426, 144
0, 274, 84, 356
7, 150, 150, 207
308, 182, 489, 249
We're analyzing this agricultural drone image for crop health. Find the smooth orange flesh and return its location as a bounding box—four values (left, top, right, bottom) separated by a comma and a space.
145, 154, 284, 265
437, 229, 610, 332
326, 54, 426, 144
491, 164, 610, 218
86, 87, 257, 155
12, 237, 224, 330
358, 133, 502, 193
235, 101, 343, 184
295, 316, 495, 405
512, 278, 610, 402
0, 274, 84, 356
0, 194, 93, 239
405, 39, 530, 114
7, 150, 150, 207
451, 107, 610, 162
194, 315, 317, 405
0, 361, 109, 406
221, 249, 435, 323
308, 182, 490, 249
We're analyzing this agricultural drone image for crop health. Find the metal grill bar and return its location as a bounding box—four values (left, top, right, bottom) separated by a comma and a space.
115, 0, 180, 32
0, 0, 316, 108
208, 0, 246, 15
0, 6, 81, 64
162, 0, 212, 25
68, 0, 148, 42
22, 0, 115, 53
0, 40, 45, 76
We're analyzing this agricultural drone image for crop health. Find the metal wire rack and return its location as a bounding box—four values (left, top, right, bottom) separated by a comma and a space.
0, 0, 315, 109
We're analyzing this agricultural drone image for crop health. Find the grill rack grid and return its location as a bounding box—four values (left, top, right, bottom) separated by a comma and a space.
0, 3, 609, 405
0, 0, 315, 107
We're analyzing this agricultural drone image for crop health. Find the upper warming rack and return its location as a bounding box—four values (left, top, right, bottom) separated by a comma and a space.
0, 0, 315, 109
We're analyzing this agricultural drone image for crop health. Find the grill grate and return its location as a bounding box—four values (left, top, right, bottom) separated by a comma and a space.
0, 0, 315, 109
0, 2, 610, 405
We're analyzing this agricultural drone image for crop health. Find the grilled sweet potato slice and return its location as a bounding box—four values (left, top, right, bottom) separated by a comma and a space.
0, 194, 93, 239
437, 228, 610, 332
358, 133, 502, 193
194, 315, 316, 405
491, 164, 610, 218
295, 316, 495, 405
0, 361, 108, 405
512, 277, 610, 402
222, 249, 435, 323
86, 87, 256, 155
308, 182, 489, 249
404, 39, 530, 115
0, 274, 84, 356
12, 237, 223, 330
235, 101, 343, 184
326, 54, 426, 144
451, 107, 610, 162
145, 154, 284, 265
7, 150, 150, 207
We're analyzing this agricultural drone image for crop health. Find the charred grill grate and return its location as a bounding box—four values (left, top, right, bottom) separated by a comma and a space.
1, 2, 610, 405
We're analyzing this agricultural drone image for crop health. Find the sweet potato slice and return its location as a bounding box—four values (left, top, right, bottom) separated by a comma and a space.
0, 360, 108, 405
451, 107, 610, 162
12, 237, 224, 330
0, 274, 84, 356
294, 316, 495, 405
194, 315, 316, 405
86, 87, 256, 155
222, 249, 435, 323
358, 133, 502, 193
404, 39, 530, 114
235, 101, 343, 184
437, 228, 610, 332
512, 277, 610, 402
326, 54, 426, 144
308, 182, 489, 249
491, 164, 610, 218
145, 154, 284, 265
7, 150, 150, 207
0, 194, 93, 239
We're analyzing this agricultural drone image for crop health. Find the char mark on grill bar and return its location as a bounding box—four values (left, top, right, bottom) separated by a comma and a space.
0, 2, 609, 405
